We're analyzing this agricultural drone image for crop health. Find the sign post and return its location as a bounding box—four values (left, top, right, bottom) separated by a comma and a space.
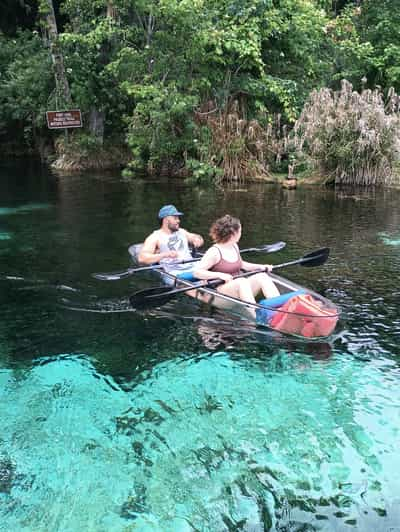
46, 110, 82, 129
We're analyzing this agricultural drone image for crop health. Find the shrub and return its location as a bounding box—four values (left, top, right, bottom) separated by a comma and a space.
192, 100, 271, 185
291, 80, 400, 186
184, 158, 223, 186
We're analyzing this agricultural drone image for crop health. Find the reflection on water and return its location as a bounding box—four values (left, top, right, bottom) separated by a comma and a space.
1, 166, 400, 530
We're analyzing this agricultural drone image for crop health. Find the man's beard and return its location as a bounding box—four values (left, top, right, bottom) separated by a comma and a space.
167, 221, 179, 232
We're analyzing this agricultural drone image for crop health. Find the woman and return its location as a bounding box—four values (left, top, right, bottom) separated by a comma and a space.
193, 215, 280, 319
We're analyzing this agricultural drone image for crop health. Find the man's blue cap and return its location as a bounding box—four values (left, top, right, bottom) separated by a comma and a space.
158, 204, 184, 219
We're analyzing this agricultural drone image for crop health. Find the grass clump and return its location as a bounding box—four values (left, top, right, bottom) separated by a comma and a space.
292, 80, 400, 186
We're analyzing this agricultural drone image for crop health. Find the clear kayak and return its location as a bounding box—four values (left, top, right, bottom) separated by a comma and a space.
128, 244, 340, 340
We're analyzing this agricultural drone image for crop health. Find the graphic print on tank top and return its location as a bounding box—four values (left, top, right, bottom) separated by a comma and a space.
167, 232, 186, 253
158, 229, 193, 273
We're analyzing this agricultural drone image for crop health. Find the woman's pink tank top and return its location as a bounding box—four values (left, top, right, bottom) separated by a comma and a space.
210, 245, 242, 276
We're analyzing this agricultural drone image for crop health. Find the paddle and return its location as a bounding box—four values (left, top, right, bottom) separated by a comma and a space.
192, 242, 288, 258
92, 241, 286, 280
129, 247, 330, 309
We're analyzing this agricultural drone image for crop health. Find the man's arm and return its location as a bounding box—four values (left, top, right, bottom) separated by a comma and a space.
182, 229, 204, 249
138, 232, 178, 264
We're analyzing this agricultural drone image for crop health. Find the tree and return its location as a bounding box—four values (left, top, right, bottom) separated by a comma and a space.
40, 0, 72, 108
357, 0, 400, 91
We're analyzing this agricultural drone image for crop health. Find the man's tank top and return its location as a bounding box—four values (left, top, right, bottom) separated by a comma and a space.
156, 229, 193, 272
210, 244, 242, 276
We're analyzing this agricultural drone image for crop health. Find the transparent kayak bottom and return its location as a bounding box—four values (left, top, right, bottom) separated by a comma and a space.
127, 244, 340, 340
164, 272, 340, 340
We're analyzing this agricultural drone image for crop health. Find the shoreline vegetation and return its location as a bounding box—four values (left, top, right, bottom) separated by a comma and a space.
1, 1, 400, 187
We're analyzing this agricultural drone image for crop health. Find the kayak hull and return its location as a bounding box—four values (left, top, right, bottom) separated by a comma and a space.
128, 244, 340, 339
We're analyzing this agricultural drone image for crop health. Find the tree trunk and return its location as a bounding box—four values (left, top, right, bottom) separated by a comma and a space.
86, 1, 116, 144
89, 108, 105, 143
107, 1, 118, 20
43, 0, 72, 109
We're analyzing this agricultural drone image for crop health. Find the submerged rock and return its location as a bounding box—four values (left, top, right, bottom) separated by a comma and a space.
0, 455, 15, 494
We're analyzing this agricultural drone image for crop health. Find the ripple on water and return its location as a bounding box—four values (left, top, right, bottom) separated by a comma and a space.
0, 231, 12, 240
0, 351, 399, 531
0, 204, 51, 216
378, 232, 400, 247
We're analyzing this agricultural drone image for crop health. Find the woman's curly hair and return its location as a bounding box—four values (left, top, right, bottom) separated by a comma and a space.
209, 215, 241, 243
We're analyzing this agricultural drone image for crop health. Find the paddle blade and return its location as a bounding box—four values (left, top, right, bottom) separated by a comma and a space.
301, 247, 330, 267
272, 247, 330, 272
258, 241, 286, 253
93, 269, 135, 281
129, 286, 177, 309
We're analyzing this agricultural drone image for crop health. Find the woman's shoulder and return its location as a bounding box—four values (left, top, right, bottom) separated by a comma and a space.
209, 244, 222, 256
234, 243, 241, 255
202, 245, 221, 260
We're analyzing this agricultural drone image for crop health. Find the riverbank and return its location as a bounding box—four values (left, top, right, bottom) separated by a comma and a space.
2, 151, 399, 189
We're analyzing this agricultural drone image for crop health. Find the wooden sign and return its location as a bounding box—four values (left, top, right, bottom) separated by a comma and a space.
46, 110, 82, 129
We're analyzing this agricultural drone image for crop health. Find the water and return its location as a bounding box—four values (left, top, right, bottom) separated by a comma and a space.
1, 161, 400, 531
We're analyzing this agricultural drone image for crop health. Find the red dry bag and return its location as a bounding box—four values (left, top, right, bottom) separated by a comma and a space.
269, 294, 338, 338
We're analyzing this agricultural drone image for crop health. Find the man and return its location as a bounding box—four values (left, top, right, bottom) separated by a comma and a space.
138, 205, 204, 273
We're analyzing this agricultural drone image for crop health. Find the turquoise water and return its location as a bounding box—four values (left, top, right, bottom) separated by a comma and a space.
378, 232, 400, 246
1, 352, 400, 530
1, 162, 400, 530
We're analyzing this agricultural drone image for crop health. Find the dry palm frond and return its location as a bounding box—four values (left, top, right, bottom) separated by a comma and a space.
194, 100, 271, 184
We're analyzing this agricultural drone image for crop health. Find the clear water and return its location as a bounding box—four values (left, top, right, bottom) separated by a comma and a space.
1, 161, 400, 531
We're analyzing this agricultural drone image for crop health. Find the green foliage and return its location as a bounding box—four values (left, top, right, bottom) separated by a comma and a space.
0, 30, 53, 148
104, 0, 334, 176
325, 5, 374, 90
328, 1, 400, 92
60, 15, 129, 135
357, 0, 400, 91
185, 158, 223, 185
0, 31, 53, 123
1, 0, 400, 185
124, 82, 198, 171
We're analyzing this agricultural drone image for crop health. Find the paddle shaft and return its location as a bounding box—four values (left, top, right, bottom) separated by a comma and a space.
144, 268, 267, 300
193, 244, 284, 258
93, 241, 285, 280
130, 248, 329, 308
150, 247, 329, 298
157, 269, 271, 312
130, 269, 271, 311
272, 251, 327, 270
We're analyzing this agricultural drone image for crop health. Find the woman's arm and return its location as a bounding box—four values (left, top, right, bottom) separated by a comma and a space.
241, 259, 273, 273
